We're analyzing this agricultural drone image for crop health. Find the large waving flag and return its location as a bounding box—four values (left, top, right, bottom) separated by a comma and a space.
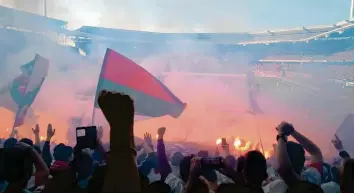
93, 48, 186, 120
0, 54, 49, 127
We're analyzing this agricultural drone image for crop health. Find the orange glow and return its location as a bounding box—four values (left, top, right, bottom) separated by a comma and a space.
40, 136, 44, 141
216, 138, 222, 145
234, 138, 241, 148
239, 141, 252, 151
264, 151, 271, 159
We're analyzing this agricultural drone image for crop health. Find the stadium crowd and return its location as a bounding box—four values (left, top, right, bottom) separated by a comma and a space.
0, 90, 353, 193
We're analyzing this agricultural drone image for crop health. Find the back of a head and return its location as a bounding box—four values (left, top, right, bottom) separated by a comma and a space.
19, 138, 33, 146
244, 150, 267, 185
286, 141, 305, 174
341, 159, 354, 193
286, 180, 324, 193
147, 180, 171, 193
171, 152, 184, 166
53, 143, 73, 162
1, 146, 33, 184
4, 138, 17, 148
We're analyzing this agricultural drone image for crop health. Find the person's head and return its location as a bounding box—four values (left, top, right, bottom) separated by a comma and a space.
243, 151, 267, 187
340, 159, 354, 193
19, 138, 33, 146
286, 141, 305, 174
236, 156, 245, 172
53, 143, 73, 162
1, 146, 33, 189
171, 152, 184, 166
147, 181, 171, 193
4, 138, 17, 148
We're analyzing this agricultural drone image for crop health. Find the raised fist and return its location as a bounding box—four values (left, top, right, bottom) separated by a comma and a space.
276, 121, 295, 136
157, 127, 166, 139
98, 90, 134, 127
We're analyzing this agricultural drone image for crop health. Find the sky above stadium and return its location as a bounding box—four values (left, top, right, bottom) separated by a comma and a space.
0, 0, 353, 32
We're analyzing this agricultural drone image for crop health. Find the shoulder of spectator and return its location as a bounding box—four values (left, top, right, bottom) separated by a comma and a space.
164, 173, 184, 193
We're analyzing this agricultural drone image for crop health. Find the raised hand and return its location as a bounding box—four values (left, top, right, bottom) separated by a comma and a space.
144, 132, 153, 147
276, 121, 295, 136
32, 124, 40, 135
97, 126, 104, 140
157, 127, 166, 139
46, 123, 56, 141
98, 90, 135, 149
331, 134, 343, 151
188, 157, 202, 182
98, 90, 134, 128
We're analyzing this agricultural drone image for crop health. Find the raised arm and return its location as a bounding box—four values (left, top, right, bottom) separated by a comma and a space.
42, 124, 55, 167
156, 127, 172, 180
95, 126, 108, 162
290, 129, 323, 163
18, 142, 50, 186
332, 134, 351, 161
32, 124, 41, 146
99, 91, 140, 193
276, 122, 301, 186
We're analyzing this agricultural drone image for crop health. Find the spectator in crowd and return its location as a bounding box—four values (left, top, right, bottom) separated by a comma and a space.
332, 134, 354, 193
1, 142, 49, 192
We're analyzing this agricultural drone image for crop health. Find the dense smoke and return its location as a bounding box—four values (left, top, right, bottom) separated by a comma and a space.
0, 0, 353, 158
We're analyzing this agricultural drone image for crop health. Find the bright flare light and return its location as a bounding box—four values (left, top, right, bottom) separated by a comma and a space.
216, 138, 222, 145
234, 138, 241, 148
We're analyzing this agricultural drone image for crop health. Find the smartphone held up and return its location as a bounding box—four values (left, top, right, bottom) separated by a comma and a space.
76, 126, 97, 149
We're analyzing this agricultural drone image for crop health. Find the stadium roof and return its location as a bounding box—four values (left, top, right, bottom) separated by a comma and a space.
0, 6, 67, 31
75, 19, 354, 45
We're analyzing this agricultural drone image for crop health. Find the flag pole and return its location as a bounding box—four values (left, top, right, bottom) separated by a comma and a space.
254, 114, 265, 155
91, 107, 96, 125
12, 105, 22, 130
